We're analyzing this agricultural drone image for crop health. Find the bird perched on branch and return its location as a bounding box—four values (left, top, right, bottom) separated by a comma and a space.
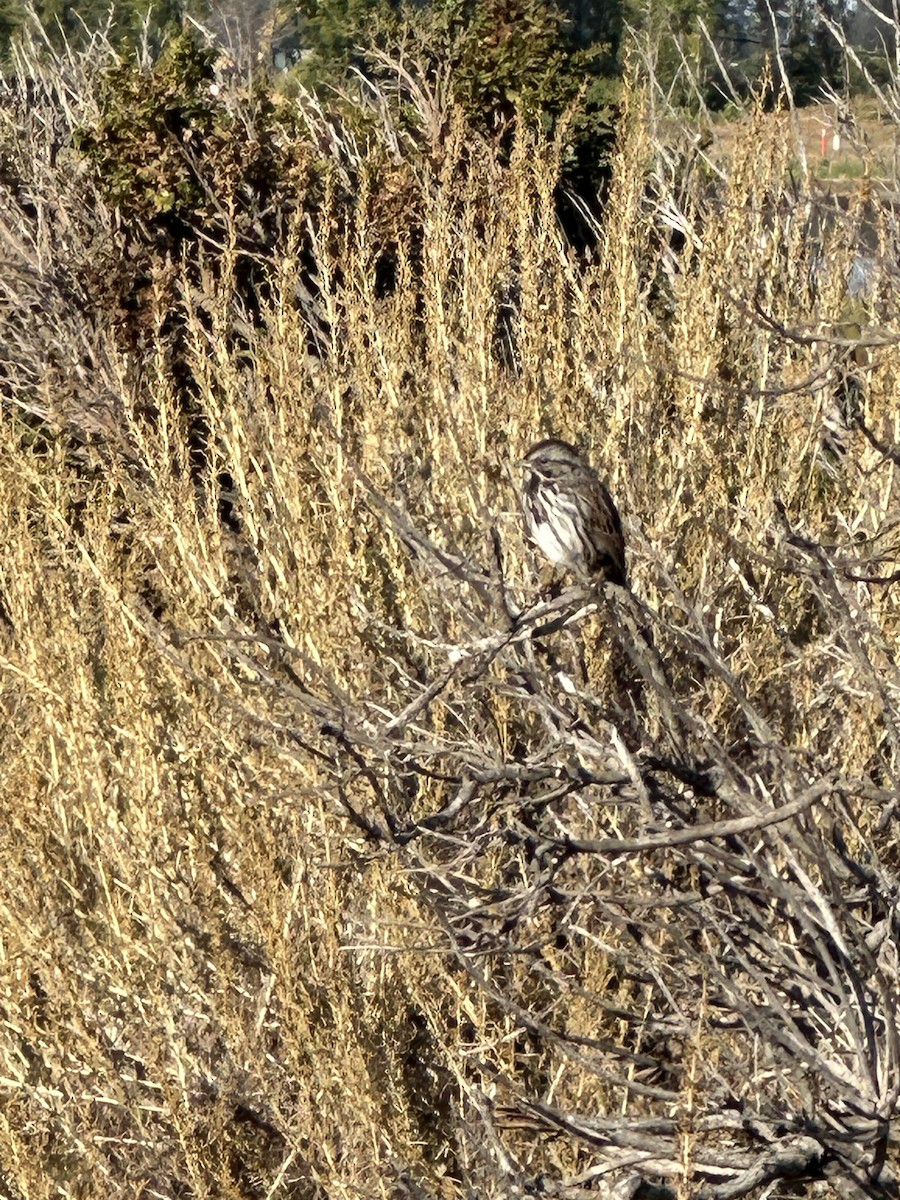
521, 438, 627, 586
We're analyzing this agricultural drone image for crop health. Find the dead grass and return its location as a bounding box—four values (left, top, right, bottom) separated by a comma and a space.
0, 32, 899, 1200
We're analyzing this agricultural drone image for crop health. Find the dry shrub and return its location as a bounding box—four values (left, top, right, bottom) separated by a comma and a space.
0, 27, 898, 1200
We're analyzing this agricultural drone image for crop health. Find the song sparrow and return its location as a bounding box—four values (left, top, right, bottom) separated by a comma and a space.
521, 439, 627, 586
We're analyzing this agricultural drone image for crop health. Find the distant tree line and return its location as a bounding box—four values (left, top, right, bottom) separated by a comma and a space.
0, 0, 190, 54
289, 0, 897, 107
2, 0, 898, 108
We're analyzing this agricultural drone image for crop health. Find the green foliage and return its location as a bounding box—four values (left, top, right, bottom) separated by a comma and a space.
296, 0, 621, 130
73, 31, 221, 220
625, 0, 729, 110
418, 0, 622, 214
426, 0, 619, 125
0, 0, 203, 59
782, 37, 844, 105
21, 0, 85, 45
848, 49, 896, 91
290, 0, 621, 213
0, 0, 24, 53
817, 155, 871, 180
292, 0, 399, 76
68, 26, 315, 379
73, 29, 301, 235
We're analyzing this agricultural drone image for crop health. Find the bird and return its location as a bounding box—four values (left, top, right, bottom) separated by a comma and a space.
521, 438, 627, 586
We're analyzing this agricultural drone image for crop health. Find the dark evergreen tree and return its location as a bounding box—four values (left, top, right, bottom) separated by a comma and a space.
0, 0, 205, 60
0, 0, 24, 55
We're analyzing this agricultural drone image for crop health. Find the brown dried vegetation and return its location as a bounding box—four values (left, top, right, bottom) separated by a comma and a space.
0, 24, 899, 1200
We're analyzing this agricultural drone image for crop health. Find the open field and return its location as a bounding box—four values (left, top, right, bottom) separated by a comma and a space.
710, 100, 900, 185
0, 31, 899, 1200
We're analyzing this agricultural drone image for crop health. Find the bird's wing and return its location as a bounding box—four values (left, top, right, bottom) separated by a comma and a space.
587, 475, 627, 583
